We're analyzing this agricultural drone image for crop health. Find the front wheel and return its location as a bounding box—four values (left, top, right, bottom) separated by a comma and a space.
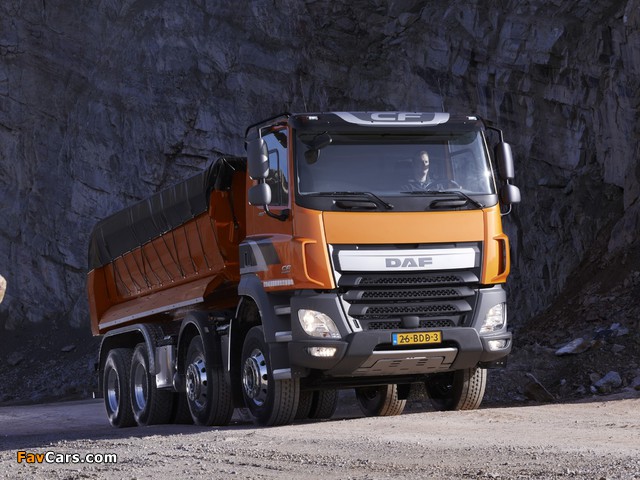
355, 384, 406, 417
241, 326, 299, 426
309, 389, 339, 419
296, 389, 339, 420
426, 367, 487, 411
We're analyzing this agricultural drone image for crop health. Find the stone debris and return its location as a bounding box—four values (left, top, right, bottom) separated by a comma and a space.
555, 338, 592, 356
524, 373, 556, 402
589, 372, 602, 384
592, 371, 623, 394
608, 323, 629, 337
594, 323, 630, 340
611, 344, 625, 354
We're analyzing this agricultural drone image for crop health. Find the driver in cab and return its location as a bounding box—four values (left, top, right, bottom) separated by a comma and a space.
404, 150, 460, 191
404, 150, 432, 190
413, 150, 430, 184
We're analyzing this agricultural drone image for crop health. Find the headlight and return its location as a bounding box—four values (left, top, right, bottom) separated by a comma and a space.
480, 303, 506, 333
298, 309, 341, 339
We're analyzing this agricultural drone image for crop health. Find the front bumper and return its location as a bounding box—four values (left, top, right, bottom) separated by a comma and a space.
288, 288, 511, 377
289, 327, 511, 377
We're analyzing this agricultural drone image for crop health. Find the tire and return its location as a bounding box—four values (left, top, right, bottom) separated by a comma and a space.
309, 389, 338, 419
103, 348, 136, 428
426, 367, 487, 411
355, 384, 406, 417
295, 391, 314, 420
241, 326, 300, 426
130, 343, 174, 426
185, 335, 234, 426
295, 389, 338, 420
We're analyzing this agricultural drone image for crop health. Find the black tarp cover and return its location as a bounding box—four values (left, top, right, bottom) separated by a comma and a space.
88, 156, 246, 270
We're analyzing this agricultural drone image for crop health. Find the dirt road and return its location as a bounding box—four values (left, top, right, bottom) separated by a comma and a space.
1, 394, 639, 479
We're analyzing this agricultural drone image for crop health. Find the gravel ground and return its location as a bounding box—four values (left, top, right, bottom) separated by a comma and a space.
1, 392, 639, 479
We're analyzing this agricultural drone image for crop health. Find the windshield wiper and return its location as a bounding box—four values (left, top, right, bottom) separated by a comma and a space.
313, 191, 394, 210
400, 190, 485, 209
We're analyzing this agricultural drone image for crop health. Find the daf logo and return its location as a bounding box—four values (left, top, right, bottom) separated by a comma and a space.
385, 257, 433, 268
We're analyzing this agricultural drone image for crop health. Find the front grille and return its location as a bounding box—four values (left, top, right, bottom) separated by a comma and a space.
340, 271, 478, 287
367, 319, 455, 330
334, 247, 481, 331
344, 286, 474, 303
349, 300, 470, 318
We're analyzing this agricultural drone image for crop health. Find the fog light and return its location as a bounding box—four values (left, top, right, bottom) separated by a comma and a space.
307, 347, 338, 358
487, 339, 508, 351
480, 303, 506, 333
298, 309, 341, 338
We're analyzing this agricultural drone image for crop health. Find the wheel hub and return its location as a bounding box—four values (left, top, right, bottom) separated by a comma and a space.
242, 348, 268, 406
186, 357, 207, 408
106, 369, 120, 415
132, 362, 148, 411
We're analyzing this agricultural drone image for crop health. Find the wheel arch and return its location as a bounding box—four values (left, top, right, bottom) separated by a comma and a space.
236, 274, 287, 342
98, 324, 163, 395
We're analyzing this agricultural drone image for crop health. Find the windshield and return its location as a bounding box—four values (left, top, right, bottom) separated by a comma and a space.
294, 130, 497, 211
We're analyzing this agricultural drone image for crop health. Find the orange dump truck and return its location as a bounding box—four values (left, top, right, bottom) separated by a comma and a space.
87, 112, 520, 427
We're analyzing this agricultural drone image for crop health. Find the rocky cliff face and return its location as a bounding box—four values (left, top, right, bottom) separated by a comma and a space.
1, 0, 638, 332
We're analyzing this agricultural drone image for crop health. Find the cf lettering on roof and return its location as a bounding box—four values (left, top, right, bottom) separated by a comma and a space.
334, 111, 450, 125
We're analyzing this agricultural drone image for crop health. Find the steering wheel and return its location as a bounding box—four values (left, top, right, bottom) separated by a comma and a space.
425, 178, 462, 190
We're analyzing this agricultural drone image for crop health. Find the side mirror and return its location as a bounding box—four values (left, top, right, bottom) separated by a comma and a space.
247, 138, 269, 179
303, 132, 332, 165
304, 149, 319, 165
500, 183, 521, 205
495, 142, 515, 180
248, 183, 272, 206
310, 132, 332, 150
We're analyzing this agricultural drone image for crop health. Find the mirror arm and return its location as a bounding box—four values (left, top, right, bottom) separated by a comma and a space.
263, 205, 290, 221
486, 125, 505, 143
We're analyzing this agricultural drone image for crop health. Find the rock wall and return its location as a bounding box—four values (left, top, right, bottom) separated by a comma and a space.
0, 0, 638, 330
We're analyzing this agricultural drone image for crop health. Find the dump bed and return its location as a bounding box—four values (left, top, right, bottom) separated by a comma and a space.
87, 156, 247, 335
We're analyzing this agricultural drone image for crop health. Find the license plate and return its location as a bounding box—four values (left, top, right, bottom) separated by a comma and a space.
392, 331, 442, 346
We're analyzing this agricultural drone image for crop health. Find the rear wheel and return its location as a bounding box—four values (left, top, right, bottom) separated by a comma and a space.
241, 326, 299, 426
185, 335, 234, 426
103, 348, 135, 428
426, 367, 487, 411
355, 384, 406, 417
130, 343, 174, 426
